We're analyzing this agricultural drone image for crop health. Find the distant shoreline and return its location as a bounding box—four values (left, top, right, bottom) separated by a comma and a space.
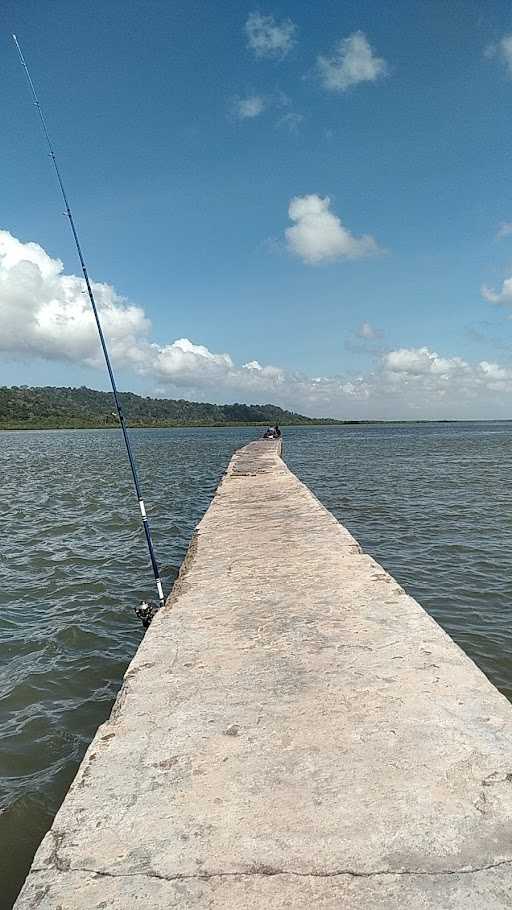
1, 418, 508, 431
2, 386, 511, 431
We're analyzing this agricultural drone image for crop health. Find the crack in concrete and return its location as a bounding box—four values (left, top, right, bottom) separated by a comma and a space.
31, 858, 512, 883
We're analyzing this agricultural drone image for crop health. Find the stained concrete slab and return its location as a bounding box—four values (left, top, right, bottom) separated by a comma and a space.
14, 439, 512, 908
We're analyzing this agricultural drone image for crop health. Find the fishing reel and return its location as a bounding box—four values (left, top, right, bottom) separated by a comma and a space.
135, 600, 158, 629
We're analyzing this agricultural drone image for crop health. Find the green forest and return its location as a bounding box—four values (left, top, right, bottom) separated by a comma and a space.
0, 385, 344, 430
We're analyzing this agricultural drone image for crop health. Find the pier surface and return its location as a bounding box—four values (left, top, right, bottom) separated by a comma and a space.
15, 440, 512, 908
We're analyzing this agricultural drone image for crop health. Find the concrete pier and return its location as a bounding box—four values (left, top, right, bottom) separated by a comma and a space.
14, 440, 512, 908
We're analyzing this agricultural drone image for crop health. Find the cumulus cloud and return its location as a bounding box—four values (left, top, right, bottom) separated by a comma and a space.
479, 360, 512, 383
383, 347, 468, 376
382, 346, 512, 401
0, 229, 287, 398
232, 94, 266, 119
285, 194, 382, 264
0, 230, 150, 369
245, 11, 297, 59
5, 230, 512, 419
317, 31, 388, 92
481, 277, 512, 305
151, 339, 235, 384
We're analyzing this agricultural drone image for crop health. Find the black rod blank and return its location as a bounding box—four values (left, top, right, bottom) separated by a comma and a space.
13, 34, 165, 610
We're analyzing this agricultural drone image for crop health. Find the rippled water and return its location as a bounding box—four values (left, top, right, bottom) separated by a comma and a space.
2, 423, 512, 906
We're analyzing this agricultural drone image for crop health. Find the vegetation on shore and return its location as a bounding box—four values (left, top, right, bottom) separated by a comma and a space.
0, 385, 346, 430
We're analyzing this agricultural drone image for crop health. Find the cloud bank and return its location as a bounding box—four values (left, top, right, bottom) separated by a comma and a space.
2, 230, 512, 420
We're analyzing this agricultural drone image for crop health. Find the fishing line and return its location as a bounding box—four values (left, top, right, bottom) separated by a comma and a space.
12, 34, 165, 623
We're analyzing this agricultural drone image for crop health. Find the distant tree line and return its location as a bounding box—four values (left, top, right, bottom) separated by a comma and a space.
0, 386, 344, 429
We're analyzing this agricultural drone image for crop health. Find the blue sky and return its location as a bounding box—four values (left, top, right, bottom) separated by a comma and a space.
3, 0, 512, 417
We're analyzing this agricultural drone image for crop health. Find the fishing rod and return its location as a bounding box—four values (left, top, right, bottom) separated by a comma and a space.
13, 34, 165, 625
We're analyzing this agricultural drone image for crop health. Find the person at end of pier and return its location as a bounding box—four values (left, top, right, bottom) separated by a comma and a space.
262, 425, 281, 440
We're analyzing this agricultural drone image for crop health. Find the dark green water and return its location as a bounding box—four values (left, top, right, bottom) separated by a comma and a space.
2, 423, 512, 905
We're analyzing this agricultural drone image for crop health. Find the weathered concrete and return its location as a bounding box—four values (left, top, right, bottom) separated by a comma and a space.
14, 439, 512, 908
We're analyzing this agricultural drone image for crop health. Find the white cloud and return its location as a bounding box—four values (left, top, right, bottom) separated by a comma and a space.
317, 31, 388, 92
497, 222, 512, 238
384, 347, 468, 377
345, 320, 384, 354
486, 35, 512, 76
285, 194, 382, 264
232, 94, 266, 119
499, 35, 512, 72
5, 230, 512, 419
482, 277, 512, 305
151, 339, 235, 384
0, 230, 150, 368
0, 229, 287, 398
382, 346, 512, 401
276, 111, 304, 133
230, 90, 294, 123
357, 320, 381, 339
479, 360, 512, 383
245, 11, 297, 60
